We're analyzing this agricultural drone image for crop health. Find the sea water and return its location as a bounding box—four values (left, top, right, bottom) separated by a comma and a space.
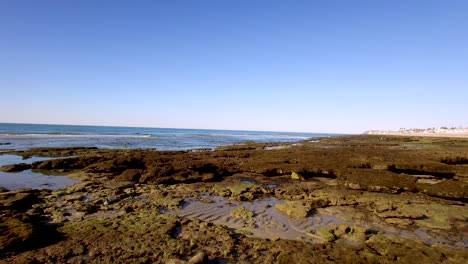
0, 123, 339, 151
0, 154, 78, 190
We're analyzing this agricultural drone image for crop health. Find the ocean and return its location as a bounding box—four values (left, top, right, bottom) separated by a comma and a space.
0, 123, 340, 151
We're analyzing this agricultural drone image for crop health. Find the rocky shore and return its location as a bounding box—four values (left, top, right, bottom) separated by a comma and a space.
1, 135, 467, 263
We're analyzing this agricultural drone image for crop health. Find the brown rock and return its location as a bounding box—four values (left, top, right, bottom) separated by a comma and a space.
115, 169, 141, 182
188, 251, 206, 263
0, 163, 32, 172
275, 200, 313, 218
104, 180, 135, 190
385, 218, 413, 226
0, 191, 40, 211
0, 212, 34, 252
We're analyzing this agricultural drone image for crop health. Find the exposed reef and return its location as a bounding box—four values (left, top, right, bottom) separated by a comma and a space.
1, 135, 467, 263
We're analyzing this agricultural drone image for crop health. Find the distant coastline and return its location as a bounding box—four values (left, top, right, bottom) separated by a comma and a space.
363, 127, 468, 138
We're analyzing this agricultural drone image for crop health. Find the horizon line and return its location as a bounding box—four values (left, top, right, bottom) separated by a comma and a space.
0, 121, 348, 135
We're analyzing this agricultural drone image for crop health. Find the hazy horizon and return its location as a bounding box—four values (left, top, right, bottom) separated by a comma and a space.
0, 121, 346, 134
1, 1, 467, 133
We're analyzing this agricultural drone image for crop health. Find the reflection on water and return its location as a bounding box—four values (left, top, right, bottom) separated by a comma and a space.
0, 154, 78, 191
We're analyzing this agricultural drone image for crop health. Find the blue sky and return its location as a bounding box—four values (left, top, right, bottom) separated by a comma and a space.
1, 1, 467, 133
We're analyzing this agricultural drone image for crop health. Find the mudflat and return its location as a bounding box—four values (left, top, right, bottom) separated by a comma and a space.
1, 135, 467, 263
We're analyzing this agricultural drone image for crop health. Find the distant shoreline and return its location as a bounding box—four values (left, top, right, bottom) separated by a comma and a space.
364, 132, 468, 138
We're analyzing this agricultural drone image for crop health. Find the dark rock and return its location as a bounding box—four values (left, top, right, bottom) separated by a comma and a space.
0, 191, 40, 211
342, 169, 416, 193
32, 156, 102, 171
139, 164, 175, 183
0, 163, 32, 172
0, 212, 34, 252
84, 155, 144, 174
417, 181, 468, 201
115, 169, 141, 182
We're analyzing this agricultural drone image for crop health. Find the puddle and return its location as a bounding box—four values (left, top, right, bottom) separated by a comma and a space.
0, 154, 78, 190
239, 178, 256, 184
238, 178, 278, 189
0, 154, 58, 166
381, 224, 468, 248
169, 195, 468, 248
168, 196, 345, 242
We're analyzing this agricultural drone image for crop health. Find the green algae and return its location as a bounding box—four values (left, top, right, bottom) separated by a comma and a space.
230, 206, 254, 219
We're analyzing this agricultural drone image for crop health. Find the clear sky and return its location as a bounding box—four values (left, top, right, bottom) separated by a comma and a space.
1, 1, 467, 133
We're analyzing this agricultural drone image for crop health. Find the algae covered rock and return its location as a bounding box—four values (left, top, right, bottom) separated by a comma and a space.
154, 196, 183, 209
316, 224, 372, 242
115, 169, 141, 182
275, 197, 330, 219
0, 190, 40, 211
291, 171, 304, 180
365, 234, 468, 264
385, 218, 413, 227
316, 228, 336, 242
230, 206, 254, 219
275, 200, 313, 218
0, 212, 34, 252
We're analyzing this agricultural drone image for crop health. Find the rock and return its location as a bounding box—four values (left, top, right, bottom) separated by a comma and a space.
346, 226, 372, 242
103, 195, 119, 205
67, 181, 93, 193
104, 180, 135, 190
166, 259, 187, 264
417, 181, 468, 201
331, 225, 352, 237
230, 206, 254, 219
414, 219, 452, 230
275, 200, 313, 218
373, 201, 393, 213
385, 218, 413, 227
0, 212, 34, 251
291, 172, 304, 180
75, 203, 97, 214
0, 191, 40, 211
153, 196, 183, 209
316, 228, 336, 242
115, 169, 141, 182
376, 204, 426, 220
64, 193, 85, 202
0, 163, 32, 172
309, 198, 330, 208
32, 156, 100, 170
227, 183, 254, 196
364, 234, 462, 263
345, 182, 362, 190
320, 225, 372, 242
188, 251, 206, 263
200, 197, 213, 203
239, 192, 255, 201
